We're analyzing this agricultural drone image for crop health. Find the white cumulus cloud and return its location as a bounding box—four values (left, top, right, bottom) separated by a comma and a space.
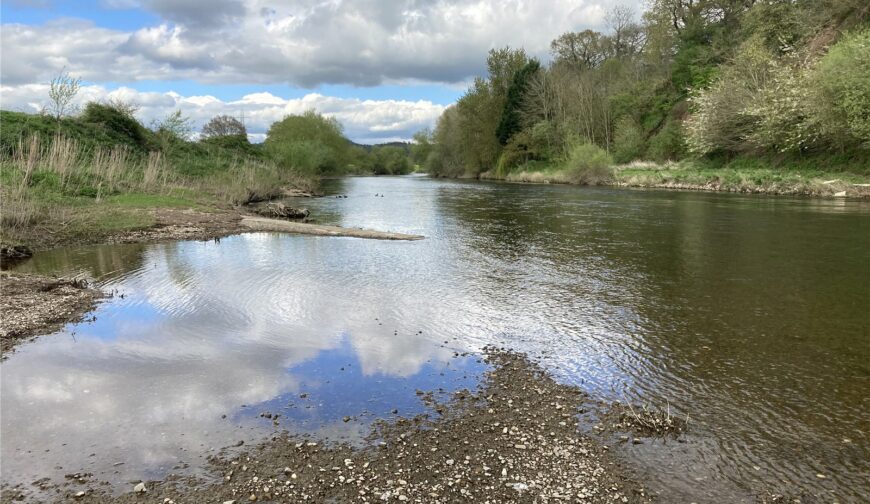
1, 0, 636, 87
0, 84, 445, 143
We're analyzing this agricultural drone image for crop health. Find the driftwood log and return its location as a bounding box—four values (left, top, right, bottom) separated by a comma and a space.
253, 202, 310, 220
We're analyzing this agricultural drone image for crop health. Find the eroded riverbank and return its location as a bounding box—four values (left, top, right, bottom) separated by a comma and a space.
0, 349, 653, 503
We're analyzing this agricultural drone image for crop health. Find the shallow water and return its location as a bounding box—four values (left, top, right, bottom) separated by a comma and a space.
4, 175, 869, 501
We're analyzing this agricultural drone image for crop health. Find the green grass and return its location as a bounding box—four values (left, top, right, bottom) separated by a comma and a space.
615, 156, 870, 196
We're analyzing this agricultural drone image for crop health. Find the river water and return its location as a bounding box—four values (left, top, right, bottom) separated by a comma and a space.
3, 175, 869, 501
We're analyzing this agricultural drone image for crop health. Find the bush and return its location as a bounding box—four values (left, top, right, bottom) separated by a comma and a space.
561, 142, 614, 185
647, 120, 686, 161
815, 29, 870, 144
613, 117, 645, 163
684, 36, 774, 155
200, 134, 257, 156
80, 102, 149, 149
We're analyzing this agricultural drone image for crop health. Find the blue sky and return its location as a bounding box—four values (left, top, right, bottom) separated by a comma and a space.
0, 0, 622, 141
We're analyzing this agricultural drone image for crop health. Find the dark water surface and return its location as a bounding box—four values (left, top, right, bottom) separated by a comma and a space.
4, 175, 869, 501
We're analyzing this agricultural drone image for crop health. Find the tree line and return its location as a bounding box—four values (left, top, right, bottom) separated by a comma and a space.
420, 0, 869, 179
29, 74, 420, 178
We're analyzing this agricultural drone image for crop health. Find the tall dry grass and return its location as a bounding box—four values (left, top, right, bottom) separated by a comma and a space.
1, 133, 308, 233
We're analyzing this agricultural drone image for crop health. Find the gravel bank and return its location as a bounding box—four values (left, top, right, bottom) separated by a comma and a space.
10, 349, 652, 503
0, 272, 104, 357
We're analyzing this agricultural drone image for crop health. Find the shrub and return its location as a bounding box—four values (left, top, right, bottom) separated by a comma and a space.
746, 64, 820, 153
80, 102, 149, 149
815, 29, 870, 145
561, 142, 614, 185
684, 36, 774, 156
613, 117, 644, 163
647, 119, 687, 161
200, 134, 258, 156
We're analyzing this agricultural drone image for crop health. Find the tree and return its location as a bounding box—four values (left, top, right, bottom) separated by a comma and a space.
371, 146, 412, 175
151, 110, 194, 152
201, 115, 247, 139
550, 30, 606, 69
154, 110, 193, 140
426, 106, 467, 177
411, 128, 434, 165
496, 59, 541, 145
815, 29, 870, 144
48, 68, 81, 120
606, 5, 646, 58
264, 110, 350, 175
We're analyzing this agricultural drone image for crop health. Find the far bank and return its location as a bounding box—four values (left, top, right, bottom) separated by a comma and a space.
472, 157, 870, 199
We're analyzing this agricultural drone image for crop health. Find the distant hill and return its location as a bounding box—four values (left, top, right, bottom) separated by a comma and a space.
348, 140, 412, 153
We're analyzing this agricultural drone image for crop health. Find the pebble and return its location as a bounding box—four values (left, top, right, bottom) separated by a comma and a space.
133, 482, 146, 493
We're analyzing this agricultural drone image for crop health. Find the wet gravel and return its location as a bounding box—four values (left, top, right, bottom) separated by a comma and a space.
0, 272, 104, 357
4, 349, 653, 503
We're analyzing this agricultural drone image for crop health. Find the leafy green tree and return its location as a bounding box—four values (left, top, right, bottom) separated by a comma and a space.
613, 117, 645, 163
428, 0, 866, 176
410, 129, 434, 166
264, 110, 349, 175
371, 146, 412, 175
151, 110, 194, 152
496, 60, 541, 145
426, 106, 466, 177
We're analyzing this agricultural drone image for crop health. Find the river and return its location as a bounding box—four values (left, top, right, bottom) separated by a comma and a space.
4, 175, 869, 501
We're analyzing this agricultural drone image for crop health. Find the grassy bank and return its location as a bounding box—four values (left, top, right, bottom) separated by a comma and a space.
481, 154, 870, 198
0, 110, 316, 250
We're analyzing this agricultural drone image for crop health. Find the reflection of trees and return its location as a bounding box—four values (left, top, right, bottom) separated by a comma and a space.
13, 242, 149, 281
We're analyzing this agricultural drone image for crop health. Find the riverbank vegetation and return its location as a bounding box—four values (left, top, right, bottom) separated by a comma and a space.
421, 0, 870, 194
0, 106, 306, 248
0, 101, 417, 250
263, 111, 415, 176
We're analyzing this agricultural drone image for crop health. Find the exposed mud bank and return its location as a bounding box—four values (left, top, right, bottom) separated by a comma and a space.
1, 349, 653, 503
